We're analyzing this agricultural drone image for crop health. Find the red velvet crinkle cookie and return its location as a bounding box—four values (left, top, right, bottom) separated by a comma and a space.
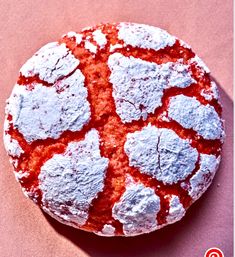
4, 22, 225, 237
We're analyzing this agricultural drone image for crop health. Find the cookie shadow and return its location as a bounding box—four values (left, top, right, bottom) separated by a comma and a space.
42, 194, 209, 257
42, 79, 233, 257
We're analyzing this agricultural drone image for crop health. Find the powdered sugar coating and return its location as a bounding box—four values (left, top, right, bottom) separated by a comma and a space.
179, 39, 191, 49
38, 129, 109, 226
66, 31, 83, 45
112, 180, 160, 236
201, 90, 213, 101
20, 42, 79, 84
3, 22, 224, 237
6, 69, 90, 142
108, 53, 196, 123
110, 44, 123, 52
4, 118, 10, 132
22, 186, 41, 204
4, 133, 24, 157
84, 41, 97, 54
81, 26, 93, 32
118, 23, 176, 51
201, 81, 219, 101
96, 224, 116, 236
189, 55, 210, 73
14, 170, 30, 182
168, 95, 224, 140
210, 81, 220, 100
124, 125, 198, 184
92, 29, 107, 49
185, 154, 220, 201
166, 195, 186, 224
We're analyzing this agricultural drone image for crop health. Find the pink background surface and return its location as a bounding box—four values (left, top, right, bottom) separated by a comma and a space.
0, 0, 233, 256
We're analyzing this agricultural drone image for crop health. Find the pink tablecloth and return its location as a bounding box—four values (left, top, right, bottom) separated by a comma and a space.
0, 0, 233, 256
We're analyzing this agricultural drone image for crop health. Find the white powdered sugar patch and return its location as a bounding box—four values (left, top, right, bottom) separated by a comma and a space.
4, 118, 10, 132
4, 133, 24, 157
38, 129, 109, 226
124, 125, 198, 184
84, 30, 107, 54
108, 53, 196, 123
184, 154, 220, 201
4, 23, 224, 237
81, 26, 93, 32
96, 224, 116, 237
159, 111, 170, 122
118, 22, 176, 51
20, 184, 41, 204
210, 81, 220, 100
201, 90, 213, 101
112, 179, 160, 236
166, 195, 186, 224
179, 39, 191, 49
189, 55, 210, 74
92, 29, 107, 49
14, 170, 30, 182
65, 31, 83, 45
201, 81, 220, 101
110, 44, 123, 52
6, 70, 90, 143
168, 95, 224, 140
84, 41, 97, 54
20, 42, 79, 84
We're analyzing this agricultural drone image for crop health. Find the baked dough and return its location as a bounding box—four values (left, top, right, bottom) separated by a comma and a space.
4, 22, 224, 236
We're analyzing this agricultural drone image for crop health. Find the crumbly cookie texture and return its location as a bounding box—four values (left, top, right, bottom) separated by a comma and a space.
4, 22, 224, 237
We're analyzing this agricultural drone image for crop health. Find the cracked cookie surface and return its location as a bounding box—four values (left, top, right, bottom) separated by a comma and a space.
4, 22, 224, 237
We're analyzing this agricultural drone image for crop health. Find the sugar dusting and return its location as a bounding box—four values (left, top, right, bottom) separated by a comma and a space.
65, 31, 83, 45
20, 42, 79, 84
39, 129, 109, 226
95, 224, 116, 236
6, 70, 90, 142
4, 22, 224, 237
186, 154, 220, 201
108, 53, 196, 123
124, 125, 198, 184
118, 22, 176, 51
168, 95, 224, 140
112, 177, 160, 236
4, 133, 24, 157
166, 195, 186, 224
92, 29, 107, 49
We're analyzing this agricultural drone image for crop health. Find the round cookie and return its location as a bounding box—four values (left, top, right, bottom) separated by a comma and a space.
4, 22, 225, 237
